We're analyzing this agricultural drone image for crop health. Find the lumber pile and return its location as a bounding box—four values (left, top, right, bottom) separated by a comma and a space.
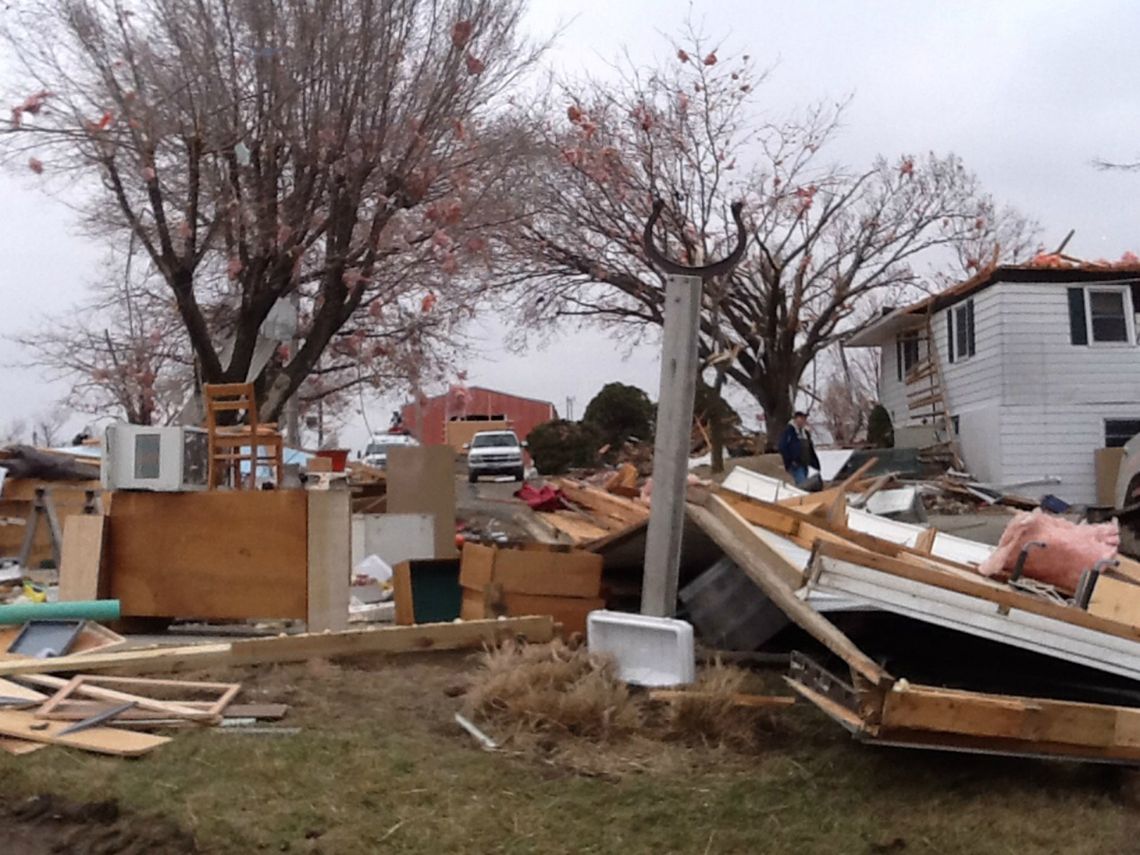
526, 477, 651, 548
0, 615, 555, 757
685, 466, 1140, 764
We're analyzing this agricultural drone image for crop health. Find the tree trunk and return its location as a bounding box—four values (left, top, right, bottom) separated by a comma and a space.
764, 392, 795, 453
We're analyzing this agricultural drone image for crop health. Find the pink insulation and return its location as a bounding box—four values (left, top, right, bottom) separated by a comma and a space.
977, 509, 1120, 594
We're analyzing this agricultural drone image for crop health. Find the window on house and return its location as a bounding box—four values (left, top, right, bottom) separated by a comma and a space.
1068, 286, 1133, 345
1106, 419, 1140, 448
895, 331, 920, 381
946, 299, 976, 363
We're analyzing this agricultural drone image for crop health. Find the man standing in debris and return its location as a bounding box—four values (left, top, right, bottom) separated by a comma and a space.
778, 411, 820, 487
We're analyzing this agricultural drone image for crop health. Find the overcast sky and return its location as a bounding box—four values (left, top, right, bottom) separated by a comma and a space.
1, 0, 1137, 449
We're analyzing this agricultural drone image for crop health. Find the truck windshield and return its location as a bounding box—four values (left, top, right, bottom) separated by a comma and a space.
472, 434, 518, 448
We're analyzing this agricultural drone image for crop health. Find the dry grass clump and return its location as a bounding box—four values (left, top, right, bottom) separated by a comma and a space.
659, 661, 763, 750
466, 638, 642, 740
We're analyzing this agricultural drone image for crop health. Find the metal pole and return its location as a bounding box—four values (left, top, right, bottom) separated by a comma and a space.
641, 274, 702, 617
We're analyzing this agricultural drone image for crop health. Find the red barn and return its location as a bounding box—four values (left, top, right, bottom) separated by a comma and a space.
401, 386, 558, 449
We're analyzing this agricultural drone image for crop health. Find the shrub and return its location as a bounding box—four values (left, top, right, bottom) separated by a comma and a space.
526, 419, 602, 474
582, 382, 655, 448
867, 403, 894, 448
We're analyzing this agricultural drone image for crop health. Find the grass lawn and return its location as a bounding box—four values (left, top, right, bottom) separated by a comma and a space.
1, 650, 1137, 854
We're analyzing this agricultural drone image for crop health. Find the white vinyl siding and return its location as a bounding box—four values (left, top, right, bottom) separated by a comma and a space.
994, 281, 1140, 503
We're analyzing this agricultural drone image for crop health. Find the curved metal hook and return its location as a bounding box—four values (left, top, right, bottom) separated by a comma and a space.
642, 198, 747, 280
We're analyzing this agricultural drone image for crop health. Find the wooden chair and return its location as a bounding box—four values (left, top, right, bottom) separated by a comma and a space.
203, 383, 284, 489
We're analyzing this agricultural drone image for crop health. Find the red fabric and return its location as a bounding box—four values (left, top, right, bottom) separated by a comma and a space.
514, 483, 568, 512
978, 509, 1120, 594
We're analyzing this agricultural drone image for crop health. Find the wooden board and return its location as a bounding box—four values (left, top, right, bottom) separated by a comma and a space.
225, 616, 556, 665
648, 690, 796, 708
0, 677, 47, 702
58, 515, 106, 601
880, 684, 1140, 750
0, 708, 169, 756
0, 736, 47, 755
541, 512, 612, 542
553, 480, 648, 527
387, 446, 457, 559
459, 588, 603, 636
1089, 574, 1140, 627
0, 482, 101, 569
0, 617, 557, 678
107, 490, 308, 620
459, 542, 603, 598
686, 497, 888, 686
307, 489, 350, 633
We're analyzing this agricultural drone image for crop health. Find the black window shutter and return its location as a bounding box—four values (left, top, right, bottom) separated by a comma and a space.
967, 299, 976, 356
946, 310, 954, 364
896, 337, 903, 382
1068, 287, 1088, 345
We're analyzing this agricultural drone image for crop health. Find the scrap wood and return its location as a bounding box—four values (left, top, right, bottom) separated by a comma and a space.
0, 617, 557, 678
647, 689, 796, 708
717, 488, 976, 576
552, 479, 649, 526
685, 495, 888, 686
603, 462, 640, 494
28, 674, 239, 723
0, 708, 170, 756
0, 736, 46, 755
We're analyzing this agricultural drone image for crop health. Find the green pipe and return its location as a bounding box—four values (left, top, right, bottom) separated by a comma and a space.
0, 600, 120, 625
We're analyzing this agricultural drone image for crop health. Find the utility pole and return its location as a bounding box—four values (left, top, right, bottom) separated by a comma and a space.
640, 200, 746, 617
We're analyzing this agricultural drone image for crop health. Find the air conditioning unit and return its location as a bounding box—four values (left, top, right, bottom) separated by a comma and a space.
102, 424, 210, 492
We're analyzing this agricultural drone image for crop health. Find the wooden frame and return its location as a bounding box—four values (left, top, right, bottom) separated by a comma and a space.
32, 674, 240, 723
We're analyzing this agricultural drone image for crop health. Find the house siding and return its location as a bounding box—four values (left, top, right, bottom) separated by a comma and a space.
868, 276, 1140, 504
994, 282, 1140, 502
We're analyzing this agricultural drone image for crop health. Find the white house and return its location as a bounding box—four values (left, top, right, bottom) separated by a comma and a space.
846, 264, 1140, 504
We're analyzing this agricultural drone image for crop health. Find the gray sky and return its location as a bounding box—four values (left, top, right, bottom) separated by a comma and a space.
2, 0, 1138, 448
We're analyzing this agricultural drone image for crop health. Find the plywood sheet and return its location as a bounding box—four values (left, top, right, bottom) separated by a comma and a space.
387, 446, 456, 558
107, 491, 308, 620
59, 515, 106, 601
0, 708, 169, 756
1096, 447, 1126, 507
459, 542, 602, 598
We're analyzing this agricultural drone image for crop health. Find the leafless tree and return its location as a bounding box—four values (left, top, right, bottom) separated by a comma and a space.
500, 27, 1038, 448
3, 0, 542, 419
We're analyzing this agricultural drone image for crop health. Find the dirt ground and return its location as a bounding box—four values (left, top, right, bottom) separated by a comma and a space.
2, 650, 1139, 854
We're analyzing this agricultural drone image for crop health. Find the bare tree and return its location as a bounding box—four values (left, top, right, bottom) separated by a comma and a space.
3, 0, 541, 419
814, 346, 879, 446
17, 244, 194, 425
501, 27, 1037, 448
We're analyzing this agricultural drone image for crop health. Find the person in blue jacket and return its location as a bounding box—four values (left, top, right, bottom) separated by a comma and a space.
778, 411, 820, 486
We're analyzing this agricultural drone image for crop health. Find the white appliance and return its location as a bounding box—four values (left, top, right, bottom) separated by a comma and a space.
102, 424, 210, 491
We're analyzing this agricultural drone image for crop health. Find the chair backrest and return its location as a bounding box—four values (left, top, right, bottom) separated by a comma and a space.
203, 383, 259, 431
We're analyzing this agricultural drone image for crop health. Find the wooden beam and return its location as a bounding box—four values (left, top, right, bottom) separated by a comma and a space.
0, 617, 556, 677
914, 527, 938, 555
647, 689, 796, 708
880, 684, 1136, 749
554, 480, 648, 527
686, 497, 888, 686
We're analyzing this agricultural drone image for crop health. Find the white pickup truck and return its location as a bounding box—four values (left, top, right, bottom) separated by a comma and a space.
466, 430, 525, 483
